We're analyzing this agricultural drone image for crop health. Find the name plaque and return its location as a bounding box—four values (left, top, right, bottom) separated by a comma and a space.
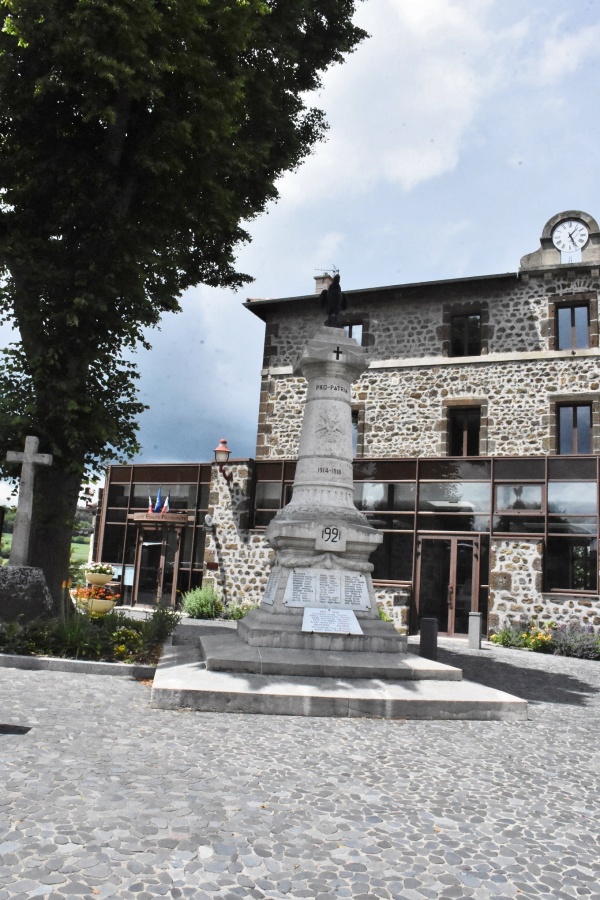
262, 566, 280, 605
283, 567, 370, 610
302, 607, 364, 635
130, 512, 191, 524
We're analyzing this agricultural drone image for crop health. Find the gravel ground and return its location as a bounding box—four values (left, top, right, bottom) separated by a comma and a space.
0, 638, 599, 900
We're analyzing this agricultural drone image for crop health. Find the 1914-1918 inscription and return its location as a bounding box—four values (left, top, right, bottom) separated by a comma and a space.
302, 607, 364, 635
283, 568, 370, 610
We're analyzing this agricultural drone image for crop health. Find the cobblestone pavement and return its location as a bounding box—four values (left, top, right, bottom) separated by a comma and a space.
1, 640, 599, 900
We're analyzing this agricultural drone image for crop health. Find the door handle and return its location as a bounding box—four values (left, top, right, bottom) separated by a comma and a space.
447, 585, 454, 609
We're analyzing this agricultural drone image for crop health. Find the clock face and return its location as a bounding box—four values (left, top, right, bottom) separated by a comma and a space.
552, 220, 589, 252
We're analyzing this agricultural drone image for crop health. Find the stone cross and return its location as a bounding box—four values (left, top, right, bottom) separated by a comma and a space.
5, 436, 53, 567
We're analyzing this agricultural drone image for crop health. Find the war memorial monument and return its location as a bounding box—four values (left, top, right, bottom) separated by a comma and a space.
152, 281, 526, 719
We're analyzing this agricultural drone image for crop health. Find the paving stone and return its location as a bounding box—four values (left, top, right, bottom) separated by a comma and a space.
0, 643, 599, 900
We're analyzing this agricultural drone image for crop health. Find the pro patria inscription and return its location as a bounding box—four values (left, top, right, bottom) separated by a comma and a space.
283, 567, 370, 610
314, 382, 349, 394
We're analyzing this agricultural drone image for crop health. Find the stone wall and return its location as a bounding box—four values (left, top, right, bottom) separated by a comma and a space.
489, 538, 600, 631
202, 462, 273, 607
373, 585, 411, 635
228, 270, 600, 621
259, 356, 600, 460
256, 270, 600, 460
261, 271, 600, 370
202, 474, 600, 629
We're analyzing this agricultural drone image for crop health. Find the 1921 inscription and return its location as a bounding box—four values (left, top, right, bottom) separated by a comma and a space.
315, 524, 347, 552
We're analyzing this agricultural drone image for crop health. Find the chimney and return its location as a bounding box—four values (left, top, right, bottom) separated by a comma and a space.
314, 273, 333, 294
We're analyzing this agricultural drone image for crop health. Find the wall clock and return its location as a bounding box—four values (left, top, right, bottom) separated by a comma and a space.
552, 219, 589, 253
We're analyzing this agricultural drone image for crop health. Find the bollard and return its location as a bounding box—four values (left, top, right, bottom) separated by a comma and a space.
419, 617, 438, 660
468, 612, 482, 650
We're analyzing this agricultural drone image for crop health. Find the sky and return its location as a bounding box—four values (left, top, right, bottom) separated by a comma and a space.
3, 0, 600, 503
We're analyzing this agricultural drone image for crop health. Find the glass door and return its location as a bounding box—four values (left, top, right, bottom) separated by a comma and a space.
133, 526, 182, 607
415, 536, 479, 635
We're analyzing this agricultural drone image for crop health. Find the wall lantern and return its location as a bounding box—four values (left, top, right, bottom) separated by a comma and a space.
214, 438, 233, 484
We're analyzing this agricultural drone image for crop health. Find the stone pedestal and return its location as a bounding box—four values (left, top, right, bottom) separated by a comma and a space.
0, 567, 59, 622
239, 326, 406, 653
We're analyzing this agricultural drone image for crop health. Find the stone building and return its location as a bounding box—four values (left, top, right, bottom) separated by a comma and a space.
96, 210, 600, 635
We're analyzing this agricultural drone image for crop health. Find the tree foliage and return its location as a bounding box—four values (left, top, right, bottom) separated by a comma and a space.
0, 0, 365, 596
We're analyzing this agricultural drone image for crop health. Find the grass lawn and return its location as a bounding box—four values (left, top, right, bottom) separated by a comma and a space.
1, 533, 91, 569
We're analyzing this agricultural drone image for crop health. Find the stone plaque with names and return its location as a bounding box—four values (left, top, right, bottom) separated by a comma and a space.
318, 571, 340, 604
283, 568, 370, 610
342, 572, 371, 608
302, 607, 364, 635
262, 565, 280, 605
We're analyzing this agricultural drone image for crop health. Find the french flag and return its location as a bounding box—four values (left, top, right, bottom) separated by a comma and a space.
148, 490, 153, 514
161, 492, 170, 514
153, 486, 163, 513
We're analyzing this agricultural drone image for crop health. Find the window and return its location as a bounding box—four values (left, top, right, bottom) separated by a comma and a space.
545, 538, 597, 591
351, 410, 359, 456
557, 404, 592, 454
547, 481, 597, 535
344, 322, 363, 345
448, 408, 481, 456
493, 483, 545, 534
556, 304, 589, 350
450, 313, 481, 357
418, 481, 490, 533
370, 533, 414, 582
251, 461, 296, 527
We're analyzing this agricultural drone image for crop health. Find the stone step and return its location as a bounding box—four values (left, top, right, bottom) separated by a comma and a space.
199, 629, 460, 680
150, 640, 528, 721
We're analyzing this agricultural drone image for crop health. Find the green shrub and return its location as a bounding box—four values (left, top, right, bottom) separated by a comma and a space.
181, 585, 223, 619
490, 615, 599, 659
138, 606, 182, 646
490, 615, 533, 649
552, 622, 600, 660
221, 599, 259, 620
0, 606, 181, 664
110, 625, 143, 661
377, 605, 392, 622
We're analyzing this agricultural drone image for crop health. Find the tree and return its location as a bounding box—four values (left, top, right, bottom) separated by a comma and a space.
0, 0, 366, 600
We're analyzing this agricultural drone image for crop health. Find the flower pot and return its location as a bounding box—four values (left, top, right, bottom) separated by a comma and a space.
76, 597, 117, 615
85, 572, 112, 586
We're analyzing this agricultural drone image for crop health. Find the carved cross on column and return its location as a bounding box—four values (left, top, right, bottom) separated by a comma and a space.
6, 436, 53, 567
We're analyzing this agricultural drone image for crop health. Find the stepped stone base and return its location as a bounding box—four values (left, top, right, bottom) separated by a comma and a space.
200, 627, 450, 680
149, 623, 528, 721
237, 608, 407, 653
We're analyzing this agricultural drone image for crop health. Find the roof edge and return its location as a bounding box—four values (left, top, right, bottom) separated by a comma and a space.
244, 271, 519, 318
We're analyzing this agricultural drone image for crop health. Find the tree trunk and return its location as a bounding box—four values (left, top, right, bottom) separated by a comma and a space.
28, 461, 83, 606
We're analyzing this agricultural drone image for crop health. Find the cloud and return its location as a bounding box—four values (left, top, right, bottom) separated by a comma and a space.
532, 21, 600, 85
278, 0, 526, 202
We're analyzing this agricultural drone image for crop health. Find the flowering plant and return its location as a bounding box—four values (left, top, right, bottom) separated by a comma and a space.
72, 585, 119, 602
81, 562, 114, 576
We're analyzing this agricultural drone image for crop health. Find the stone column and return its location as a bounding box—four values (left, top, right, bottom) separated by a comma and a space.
238, 326, 405, 653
